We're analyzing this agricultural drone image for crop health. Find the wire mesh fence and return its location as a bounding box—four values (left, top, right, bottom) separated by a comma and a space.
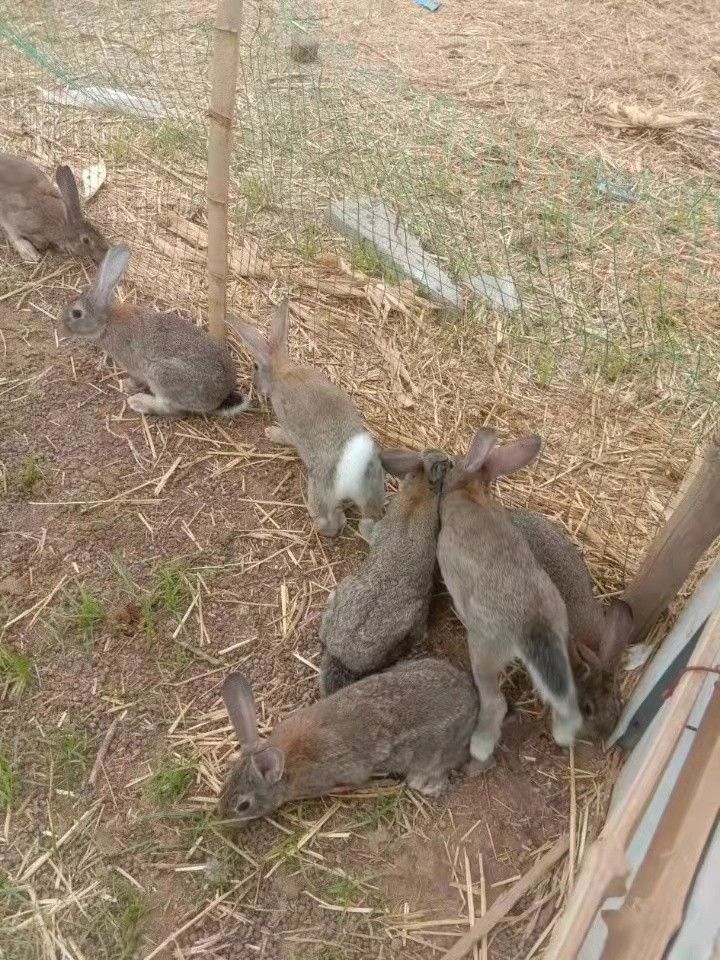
1, 0, 719, 592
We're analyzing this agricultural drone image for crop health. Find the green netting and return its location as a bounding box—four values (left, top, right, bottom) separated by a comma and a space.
1, 0, 718, 583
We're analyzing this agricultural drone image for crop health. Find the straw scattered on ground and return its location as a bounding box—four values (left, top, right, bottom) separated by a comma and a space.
1, 1, 719, 958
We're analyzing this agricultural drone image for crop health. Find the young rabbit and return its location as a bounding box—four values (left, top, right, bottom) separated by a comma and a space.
228, 303, 384, 537
437, 428, 583, 763
0, 153, 108, 264
319, 448, 451, 695
509, 508, 628, 740
62, 245, 249, 417
218, 658, 478, 822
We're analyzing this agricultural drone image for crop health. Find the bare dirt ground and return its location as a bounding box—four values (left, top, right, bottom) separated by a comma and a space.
0, 283, 612, 959
320, 0, 720, 177
1, 0, 718, 958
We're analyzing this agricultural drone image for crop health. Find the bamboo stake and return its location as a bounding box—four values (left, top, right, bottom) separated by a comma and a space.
544, 602, 720, 960
621, 428, 720, 645
601, 682, 720, 959
207, 0, 243, 342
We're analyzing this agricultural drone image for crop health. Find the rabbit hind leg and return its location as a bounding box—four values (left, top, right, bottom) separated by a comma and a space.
520, 625, 582, 748
127, 392, 182, 417
467, 644, 508, 763
308, 476, 345, 537
2, 223, 41, 263
406, 767, 449, 798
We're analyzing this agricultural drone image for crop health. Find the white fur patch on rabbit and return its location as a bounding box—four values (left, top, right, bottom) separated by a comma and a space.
334, 431, 377, 502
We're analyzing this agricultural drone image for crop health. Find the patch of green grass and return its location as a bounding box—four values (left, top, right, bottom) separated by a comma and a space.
0, 750, 16, 809
534, 348, 556, 387
585, 343, 638, 384
244, 174, 273, 211
265, 829, 306, 866
108, 136, 133, 165
297, 224, 321, 260
321, 876, 369, 908
51, 729, 90, 789
69, 587, 106, 638
0, 874, 27, 911
0, 648, 34, 698
15, 455, 43, 495
148, 758, 195, 805
150, 121, 194, 161
86, 879, 148, 960
138, 593, 158, 639
153, 562, 189, 618
350, 240, 384, 278
0, 264, 24, 299
350, 791, 405, 832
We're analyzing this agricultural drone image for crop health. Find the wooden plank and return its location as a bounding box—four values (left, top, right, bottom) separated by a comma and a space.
544, 604, 720, 960
466, 272, 520, 313
327, 196, 520, 313
601, 683, 720, 959
622, 428, 720, 644
327, 196, 463, 309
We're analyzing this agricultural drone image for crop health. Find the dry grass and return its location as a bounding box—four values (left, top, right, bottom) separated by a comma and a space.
1, 1, 719, 958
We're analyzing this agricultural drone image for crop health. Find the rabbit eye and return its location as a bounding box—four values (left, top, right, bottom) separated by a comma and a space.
81, 235, 90, 245
71, 308, 83, 320
235, 798, 251, 813
253, 362, 259, 371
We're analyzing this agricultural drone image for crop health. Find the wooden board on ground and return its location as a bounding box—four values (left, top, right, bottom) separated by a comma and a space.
327, 195, 519, 314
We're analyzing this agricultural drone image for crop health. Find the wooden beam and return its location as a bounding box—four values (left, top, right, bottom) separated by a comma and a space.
327, 196, 463, 309
207, 0, 243, 342
622, 428, 720, 645
601, 682, 720, 959
544, 602, 720, 960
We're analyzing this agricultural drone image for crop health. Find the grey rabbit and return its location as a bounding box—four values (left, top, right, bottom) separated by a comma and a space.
0, 153, 108, 264
218, 658, 478, 822
319, 448, 451, 695
62, 244, 249, 417
437, 428, 583, 763
509, 508, 628, 740
228, 302, 384, 538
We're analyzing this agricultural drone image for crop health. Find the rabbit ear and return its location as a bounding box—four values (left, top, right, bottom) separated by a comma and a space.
464, 428, 498, 472
55, 165, 82, 222
227, 316, 271, 364
269, 299, 290, 354
222, 673, 259, 745
91, 245, 131, 307
381, 448, 422, 477
484, 435, 542, 480
252, 745, 285, 783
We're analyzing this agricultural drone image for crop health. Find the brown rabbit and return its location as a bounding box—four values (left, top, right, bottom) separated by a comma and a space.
228, 302, 384, 538
509, 509, 625, 740
63, 245, 249, 417
437, 429, 583, 763
0, 153, 108, 264
218, 659, 479, 822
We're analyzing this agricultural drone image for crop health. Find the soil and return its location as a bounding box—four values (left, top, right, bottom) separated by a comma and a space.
0, 277, 610, 959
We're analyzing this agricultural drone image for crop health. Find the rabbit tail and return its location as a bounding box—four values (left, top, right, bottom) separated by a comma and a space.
216, 391, 251, 418
520, 623, 582, 747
